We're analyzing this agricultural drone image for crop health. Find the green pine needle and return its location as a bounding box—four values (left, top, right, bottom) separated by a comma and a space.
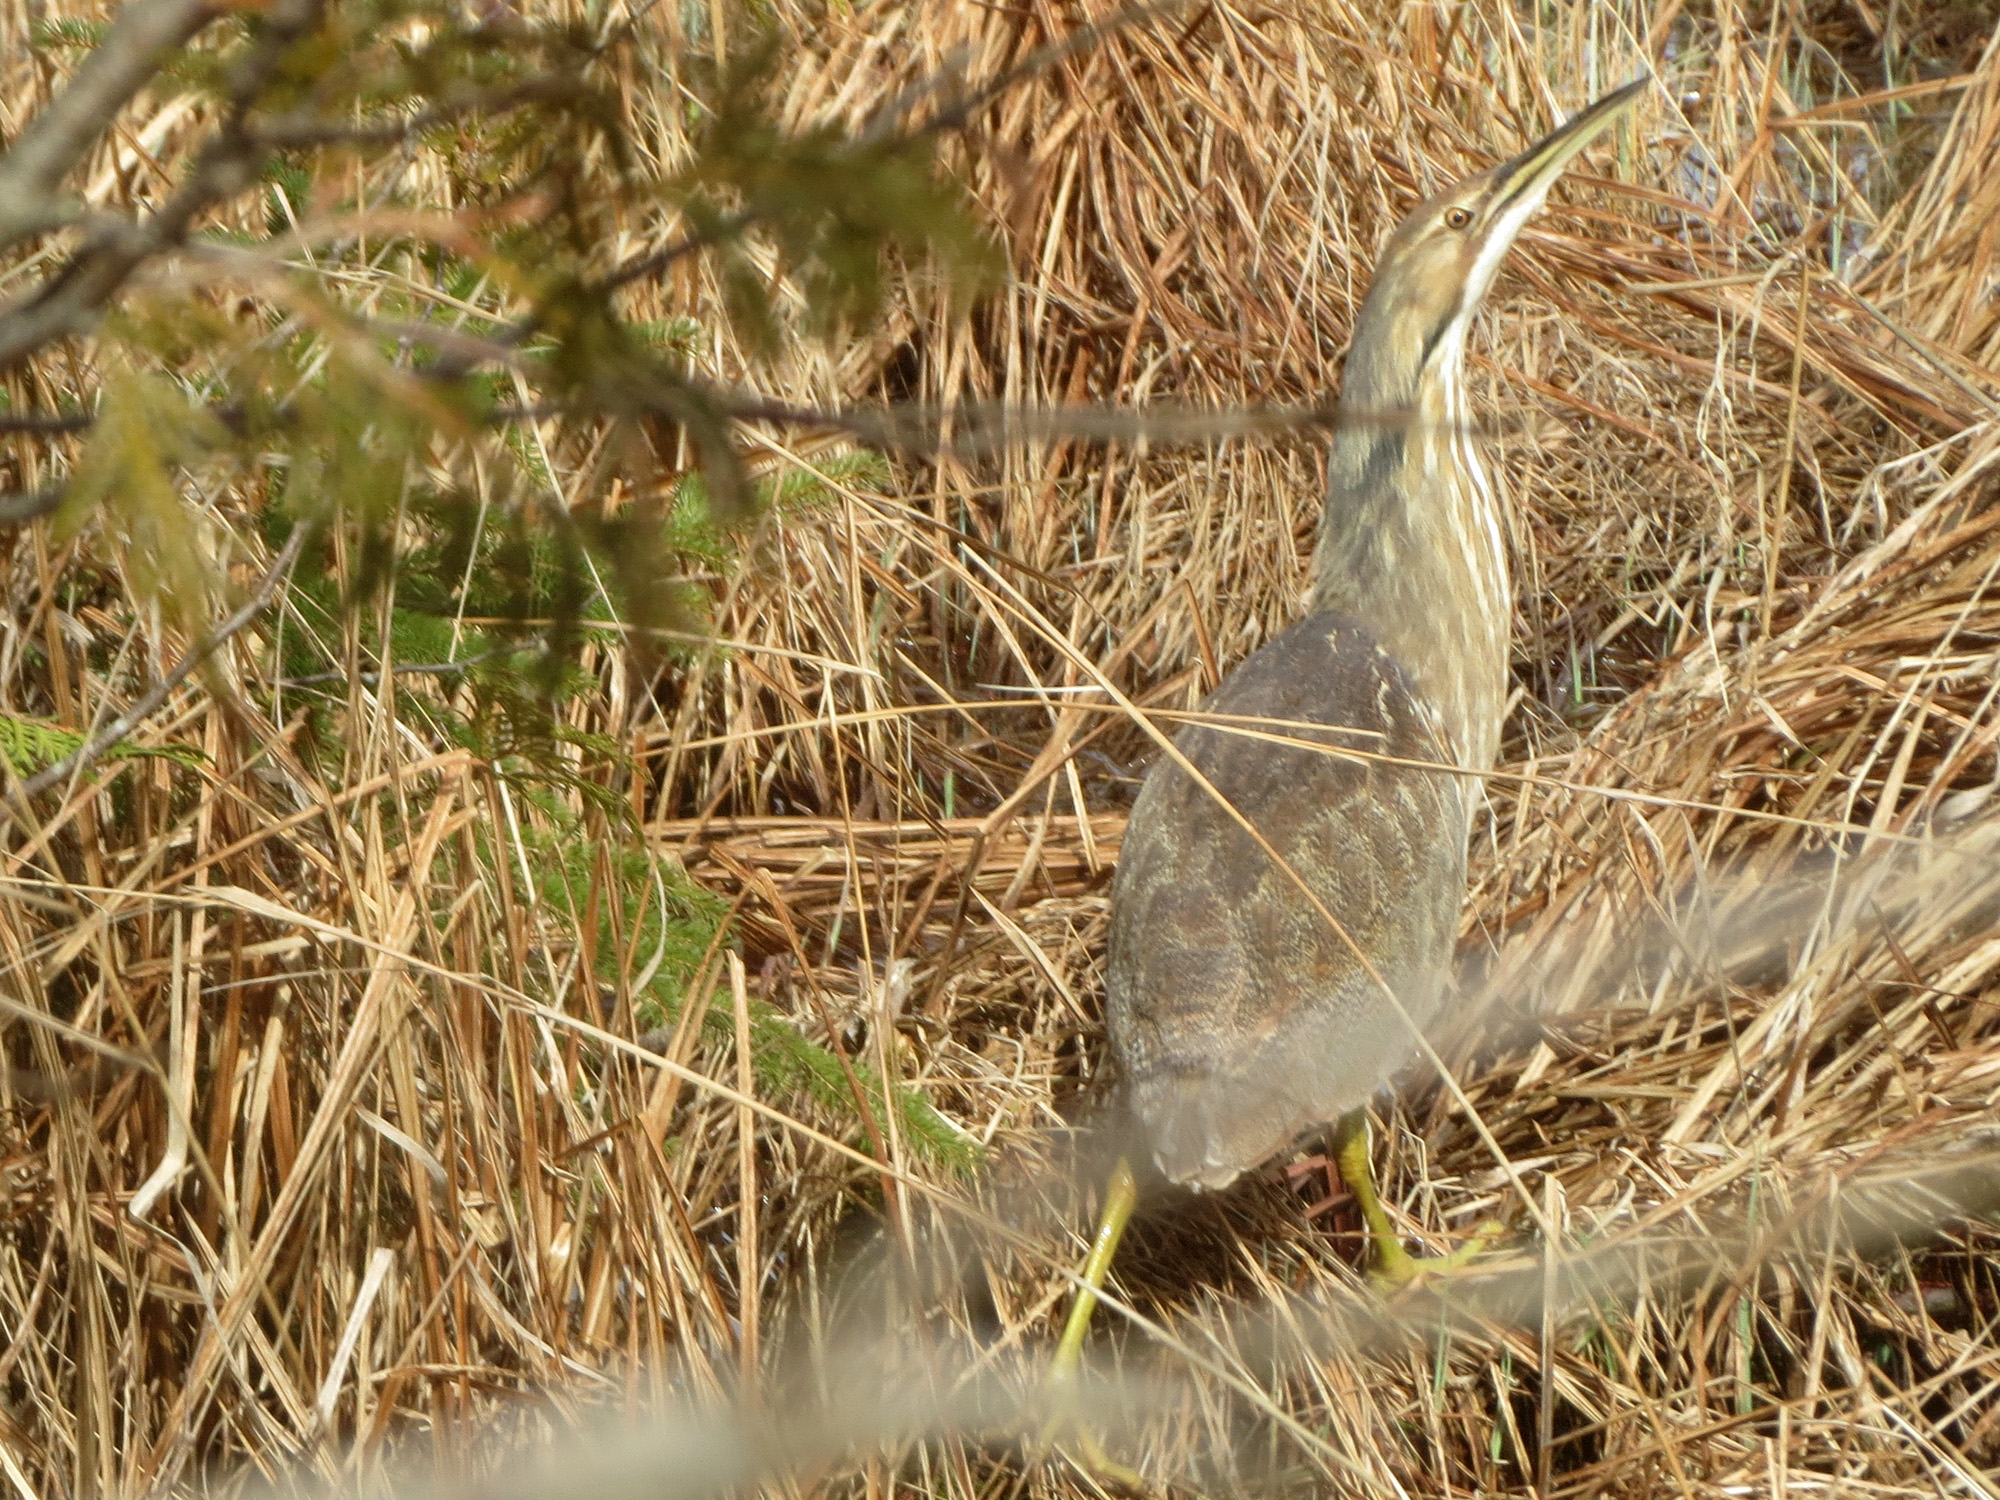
0, 712, 207, 777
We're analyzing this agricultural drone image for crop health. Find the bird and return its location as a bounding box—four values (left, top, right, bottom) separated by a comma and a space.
1049, 80, 1649, 1394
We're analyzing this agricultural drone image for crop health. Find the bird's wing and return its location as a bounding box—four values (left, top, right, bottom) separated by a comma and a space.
1106, 611, 1468, 1188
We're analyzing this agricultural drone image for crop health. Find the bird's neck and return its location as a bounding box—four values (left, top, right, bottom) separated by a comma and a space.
1307, 340, 1512, 772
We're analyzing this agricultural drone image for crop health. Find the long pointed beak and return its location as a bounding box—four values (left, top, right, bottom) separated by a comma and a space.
1490, 78, 1649, 214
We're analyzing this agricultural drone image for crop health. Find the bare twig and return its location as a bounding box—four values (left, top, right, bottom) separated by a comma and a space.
248, 74, 589, 150
0, 0, 328, 373
492, 391, 1508, 451
0, 389, 1417, 460
0, 487, 68, 523
0, 409, 96, 435
1, 383, 1504, 469
276, 644, 515, 688
0, 0, 220, 251
5, 522, 311, 810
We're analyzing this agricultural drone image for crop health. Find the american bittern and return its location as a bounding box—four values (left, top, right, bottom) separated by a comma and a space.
1051, 80, 1648, 1396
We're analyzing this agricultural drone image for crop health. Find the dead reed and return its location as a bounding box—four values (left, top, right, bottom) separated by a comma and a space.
3, 0, 1999, 1496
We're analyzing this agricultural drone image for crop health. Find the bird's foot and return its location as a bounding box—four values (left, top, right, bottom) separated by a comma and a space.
1368, 1218, 1506, 1293
1039, 1369, 1151, 1494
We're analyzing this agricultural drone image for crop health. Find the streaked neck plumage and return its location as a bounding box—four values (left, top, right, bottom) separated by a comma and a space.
1302, 82, 1647, 778
1308, 313, 1511, 776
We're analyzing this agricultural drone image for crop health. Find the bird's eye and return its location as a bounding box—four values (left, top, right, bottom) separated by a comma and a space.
1444, 207, 1472, 230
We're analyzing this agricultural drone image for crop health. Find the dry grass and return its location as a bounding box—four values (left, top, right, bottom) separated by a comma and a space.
4, 0, 2000, 1496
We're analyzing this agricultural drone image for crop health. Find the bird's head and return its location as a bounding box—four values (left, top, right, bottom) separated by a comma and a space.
1343, 80, 1648, 409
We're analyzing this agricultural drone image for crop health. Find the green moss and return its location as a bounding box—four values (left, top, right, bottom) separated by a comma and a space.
667, 447, 888, 562
535, 829, 976, 1175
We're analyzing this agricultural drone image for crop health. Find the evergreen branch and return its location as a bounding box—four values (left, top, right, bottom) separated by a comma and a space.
0, 712, 206, 775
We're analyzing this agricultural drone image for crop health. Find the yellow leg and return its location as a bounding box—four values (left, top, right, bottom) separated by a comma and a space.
1332, 1108, 1499, 1289
1050, 1156, 1139, 1381
1045, 1158, 1146, 1490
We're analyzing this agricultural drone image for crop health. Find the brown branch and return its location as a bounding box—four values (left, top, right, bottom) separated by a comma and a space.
0, 0, 221, 252
493, 391, 1497, 452
0, 410, 96, 434
5, 522, 311, 812
0, 387, 1471, 529
0, 0, 328, 374
248, 74, 588, 150
0, 487, 67, 523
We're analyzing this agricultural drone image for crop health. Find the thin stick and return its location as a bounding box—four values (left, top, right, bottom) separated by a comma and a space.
7, 523, 312, 811
729, 952, 761, 1396
1766, 261, 1811, 632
